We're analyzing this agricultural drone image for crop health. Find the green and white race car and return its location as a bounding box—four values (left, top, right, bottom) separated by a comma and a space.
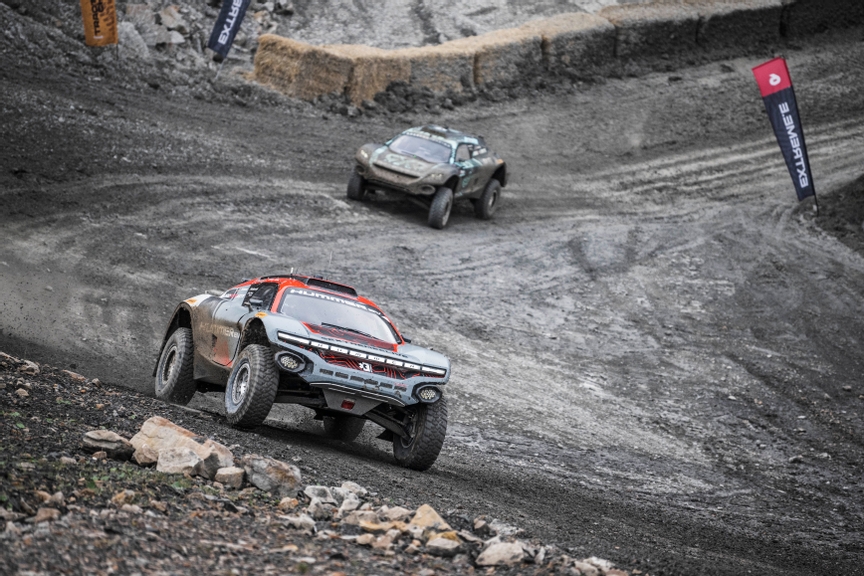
348, 125, 508, 229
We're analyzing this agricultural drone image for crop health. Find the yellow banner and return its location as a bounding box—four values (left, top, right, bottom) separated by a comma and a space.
80, 0, 118, 46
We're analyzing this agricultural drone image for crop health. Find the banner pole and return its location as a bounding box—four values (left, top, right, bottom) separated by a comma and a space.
813, 195, 819, 215
215, 60, 225, 80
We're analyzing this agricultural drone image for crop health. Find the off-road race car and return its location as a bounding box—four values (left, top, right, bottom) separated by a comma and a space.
153, 274, 450, 470
348, 125, 508, 229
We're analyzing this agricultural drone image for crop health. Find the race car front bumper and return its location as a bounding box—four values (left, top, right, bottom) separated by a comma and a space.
270, 333, 447, 417
357, 163, 441, 197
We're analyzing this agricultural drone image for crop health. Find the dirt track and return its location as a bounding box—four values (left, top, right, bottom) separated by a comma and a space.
2, 20, 864, 575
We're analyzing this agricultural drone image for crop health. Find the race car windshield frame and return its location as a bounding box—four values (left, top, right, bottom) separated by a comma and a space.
388, 135, 452, 164
278, 291, 400, 344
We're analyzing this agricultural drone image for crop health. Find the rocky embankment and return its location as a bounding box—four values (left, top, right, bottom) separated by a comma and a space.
1, 351, 635, 575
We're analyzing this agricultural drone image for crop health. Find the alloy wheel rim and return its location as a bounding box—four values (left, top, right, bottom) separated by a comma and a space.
231, 363, 250, 405
160, 345, 177, 392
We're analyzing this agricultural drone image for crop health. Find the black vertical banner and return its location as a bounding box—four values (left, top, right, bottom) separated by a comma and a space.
208, 0, 252, 60
752, 58, 815, 202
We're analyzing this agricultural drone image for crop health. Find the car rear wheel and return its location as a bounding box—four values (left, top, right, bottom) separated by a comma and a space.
323, 415, 366, 442
474, 179, 501, 220
155, 328, 197, 405
392, 396, 447, 471
428, 186, 453, 229
224, 344, 278, 427
347, 169, 367, 201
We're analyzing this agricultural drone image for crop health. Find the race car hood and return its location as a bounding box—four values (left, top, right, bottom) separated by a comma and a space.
265, 314, 450, 371
371, 148, 442, 178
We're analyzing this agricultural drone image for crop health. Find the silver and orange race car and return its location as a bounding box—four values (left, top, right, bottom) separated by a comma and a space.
153, 274, 449, 470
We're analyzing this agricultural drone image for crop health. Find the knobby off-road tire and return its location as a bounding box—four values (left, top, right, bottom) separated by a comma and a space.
224, 344, 278, 428
474, 179, 501, 220
154, 328, 197, 405
347, 170, 367, 201
428, 186, 453, 229
393, 395, 448, 471
323, 415, 366, 442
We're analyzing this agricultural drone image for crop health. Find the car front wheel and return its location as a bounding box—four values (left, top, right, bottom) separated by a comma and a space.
392, 396, 447, 471
428, 186, 453, 229
224, 344, 278, 427
474, 179, 501, 220
347, 169, 367, 201
154, 328, 196, 405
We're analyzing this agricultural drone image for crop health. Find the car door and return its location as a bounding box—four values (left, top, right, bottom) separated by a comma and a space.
210, 282, 268, 366
454, 143, 479, 197
470, 144, 497, 192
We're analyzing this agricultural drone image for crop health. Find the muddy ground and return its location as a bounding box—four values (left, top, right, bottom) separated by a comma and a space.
2, 4, 864, 574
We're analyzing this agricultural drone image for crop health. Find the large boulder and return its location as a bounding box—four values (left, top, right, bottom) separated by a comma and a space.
241, 454, 301, 497
130, 416, 233, 479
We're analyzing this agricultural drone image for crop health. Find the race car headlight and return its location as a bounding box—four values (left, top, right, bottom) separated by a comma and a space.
276, 352, 305, 373
360, 149, 369, 159
415, 386, 441, 403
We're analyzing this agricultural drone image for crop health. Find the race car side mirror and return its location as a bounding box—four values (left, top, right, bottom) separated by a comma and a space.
247, 296, 264, 308
402, 335, 412, 344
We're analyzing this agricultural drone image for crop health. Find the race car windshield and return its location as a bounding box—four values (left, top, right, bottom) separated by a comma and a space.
279, 291, 399, 344
388, 135, 452, 164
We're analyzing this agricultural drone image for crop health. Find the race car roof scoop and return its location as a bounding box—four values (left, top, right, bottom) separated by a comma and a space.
305, 277, 357, 296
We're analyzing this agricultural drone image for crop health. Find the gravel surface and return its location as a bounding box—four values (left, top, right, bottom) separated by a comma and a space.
2, 2, 864, 574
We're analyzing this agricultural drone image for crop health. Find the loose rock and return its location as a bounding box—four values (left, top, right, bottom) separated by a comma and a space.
241, 454, 301, 497
409, 504, 451, 532
280, 513, 316, 533
28, 508, 60, 524
133, 444, 159, 466
131, 416, 233, 479
379, 505, 411, 522
111, 490, 136, 506
82, 430, 134, 460
476, 541, 525, 566
426, 537, 461, 557
307, 497, 334, 520
340, 481, 368, 498
17, 360, 39, 375
214, 466, 245, 489
156, 447, 201, 475
304, 485, 337, 504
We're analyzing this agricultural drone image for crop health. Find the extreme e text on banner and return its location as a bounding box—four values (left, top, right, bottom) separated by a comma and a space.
207, 0, 252, 59
79, 0, 118, 46
752, 57, 815, 202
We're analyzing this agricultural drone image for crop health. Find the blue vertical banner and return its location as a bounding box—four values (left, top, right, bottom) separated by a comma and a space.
752, 58, 816, 203
208, 0, 252, 60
